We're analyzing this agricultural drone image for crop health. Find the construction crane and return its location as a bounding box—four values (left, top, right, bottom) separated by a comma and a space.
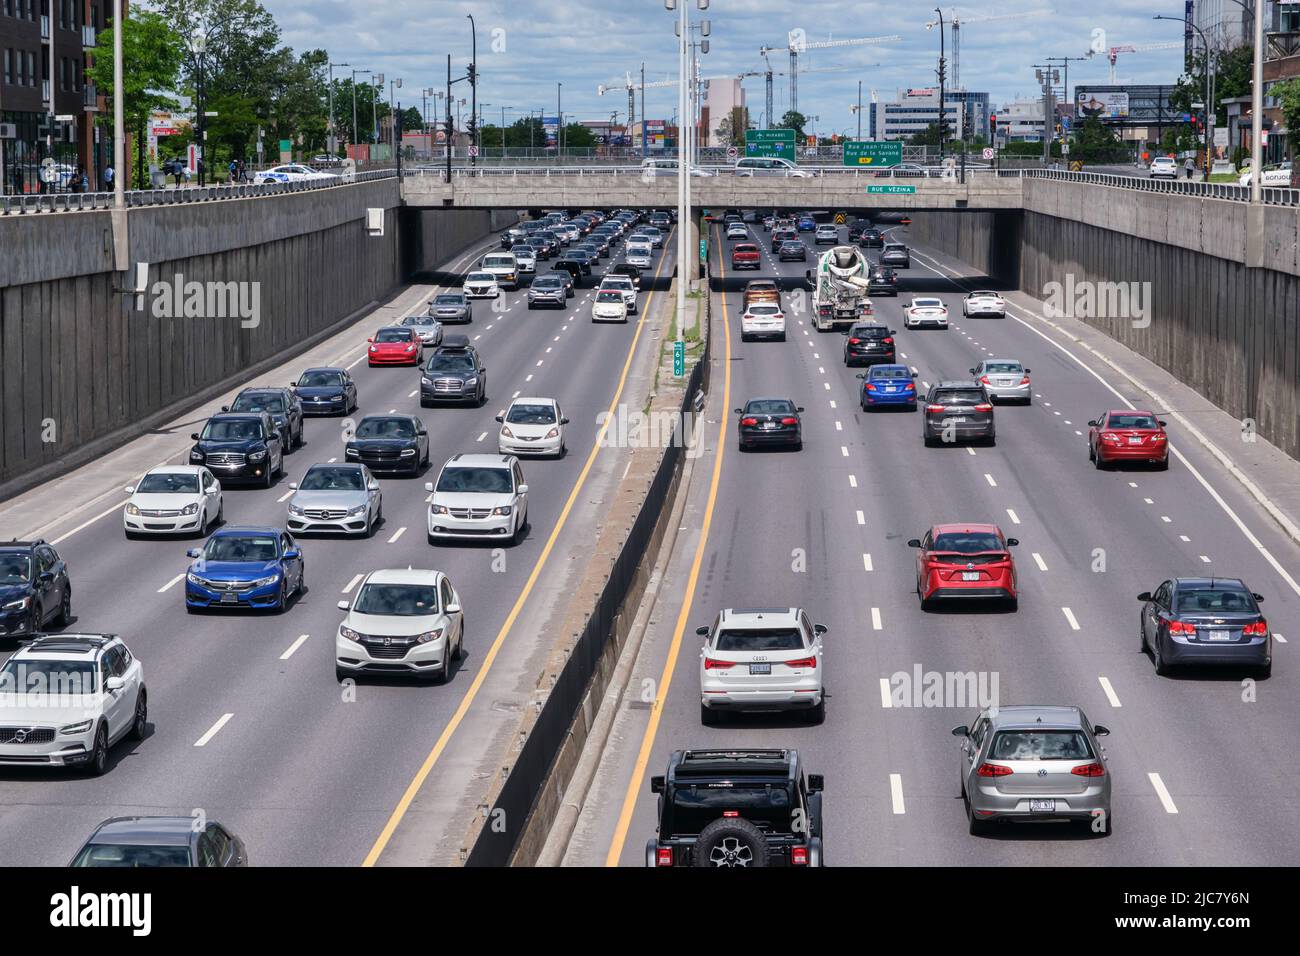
925, 9, 1052, 88
1089, 41, 1183, 84
734, 62, 871, 127
759, 33, 901, 114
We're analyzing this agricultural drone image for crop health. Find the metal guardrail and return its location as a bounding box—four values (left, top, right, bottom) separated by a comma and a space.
1009, 167, 1300, 206
0, 167, 398, 216
403, 164, 1000, 181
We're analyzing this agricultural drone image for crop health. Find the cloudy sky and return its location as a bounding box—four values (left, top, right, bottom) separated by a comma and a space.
265, 0, 1199, 130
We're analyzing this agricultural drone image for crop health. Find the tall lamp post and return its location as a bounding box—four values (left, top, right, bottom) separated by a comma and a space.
1155, 14, 1214, 178
850, 80, 863, 140
351, 69, 371, 157
1219, 0, 1264, 204
372, 73, 385, 144
328, 61, 349, 155
929, 7, 947, 160
389, 77, 403, 153
189, 29, 209, 186
467, 14, 478, 167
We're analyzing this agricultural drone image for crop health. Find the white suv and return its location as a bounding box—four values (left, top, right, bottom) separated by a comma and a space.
479, 252, 519, 289
697, 607, 826, 725
335, 569, 464, 683
0, 633, 147, 775
425, 454, 529, 544
733, 156, 814, 178
599, 275, 638, 313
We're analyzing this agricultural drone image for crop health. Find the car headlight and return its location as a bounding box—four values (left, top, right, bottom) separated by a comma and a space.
180, 503, 199, 516
125, 503, 141, 516
369, 346, 378, 352
59, 720, 93, 736
186, 572, 205, 587
2, 596, 31, 611
421, 377, 433, 386
346, 447, 360, 457
347, 505, 368, 516
249, 450, 267, 462
252, 575, 281, 588
544, 427, 559, 439
339, 625, 361, 643
190, 450, 205, 462
288, 504, 306, 516
464, 377, 478, 387
500, 425, 515, 439
493, 505, 513, 517
416, 628, 444, 644
431, 504, 449, 515
399, 448, 416, 457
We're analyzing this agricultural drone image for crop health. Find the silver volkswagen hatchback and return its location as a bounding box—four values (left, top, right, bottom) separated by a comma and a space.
953, 705, 1112, 836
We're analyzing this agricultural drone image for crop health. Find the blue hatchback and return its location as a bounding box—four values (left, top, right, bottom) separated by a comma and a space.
857, 364, 918, 411
797, 215, 816, 231
184, 527, 305, 613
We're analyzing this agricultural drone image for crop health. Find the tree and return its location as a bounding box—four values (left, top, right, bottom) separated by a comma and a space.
86, 11, 187, 187
1071, 115, 1129, 163
560, 123, 596, 149
1271, 77, 1300, 154
907, 122, 944, 147
777, 110, 807, 142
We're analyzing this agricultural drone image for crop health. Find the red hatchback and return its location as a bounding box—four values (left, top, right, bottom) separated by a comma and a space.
1087, 409, 1169, 470
367, 326, 424, 367
908, 524, 1019, 610
731, 243, 761, 270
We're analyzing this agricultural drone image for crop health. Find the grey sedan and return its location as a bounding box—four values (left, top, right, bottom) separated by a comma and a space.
286, 463, 382, 537
953, 705, 1112, 836
970, 359, 1031, 403
401, 313, 444, 348
428, 292, 472, 324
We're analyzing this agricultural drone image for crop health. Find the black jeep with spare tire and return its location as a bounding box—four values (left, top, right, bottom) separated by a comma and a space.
645, 749, 824, 867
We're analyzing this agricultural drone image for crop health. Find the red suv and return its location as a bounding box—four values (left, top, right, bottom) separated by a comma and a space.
1087, 409, 1169, 470
731, 243, 761, 270
908, 524, 1019, 610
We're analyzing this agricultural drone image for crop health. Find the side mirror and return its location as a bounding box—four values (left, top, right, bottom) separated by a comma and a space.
495, 415, 504, 423
561, 417, 570, 425
813, 623, 827, 636
695, 625, 710, 637
283, 549, 301, 561
1253, 593, 1265, 602
206, 486, 218, 494
650, 775, 666, 794
337, 600, 350, 611
186, 548, 201, 558
734, 408, 743, 415
796, 406, 805, 413
907, 538, 922, 549
855, 373, 865, 379
105, 676, 125, 692
417, 428, 427, 436
1006, 538, 1019, 547
890, 329, 897, 335
190, 433, 200, 441
1158, 420, 1168, 427
969, 368, 976, 375
220, 405, 230, 412
1093, 725, 1111, 737
124, 485, 136, 494
911, 371, 918, 377
1137, 591, 1152, 602
951, 725, 969, 738
807, 774, 825, 792
445, 603, 461, 614
367, 337, 373, 343
1024, 369, 1031, 374
424, 482, 435, 492
369, 481, 380, 491
517, 484, 529, 495
37, 571, 54, 584
1086, 420, 1099, 428
288, 482, 299, 490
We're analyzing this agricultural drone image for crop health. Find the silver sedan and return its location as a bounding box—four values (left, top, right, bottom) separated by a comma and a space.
970, 359, 1031, 404
286, 463, 382, 537
954, 705, 1112, 835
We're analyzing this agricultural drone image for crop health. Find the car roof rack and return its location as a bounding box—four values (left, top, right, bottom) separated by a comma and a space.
27, 633, 114, 653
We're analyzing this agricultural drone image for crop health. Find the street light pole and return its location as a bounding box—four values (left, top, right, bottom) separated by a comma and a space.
1155, 15, 1214, 178
935, 7, 946, 161
467, 14, 477, 167
372, 73, 384, 145
352, 69, 370, 157
1251, 0, 1263, 204
113, 1, 124, 205
328, 62, 349, 155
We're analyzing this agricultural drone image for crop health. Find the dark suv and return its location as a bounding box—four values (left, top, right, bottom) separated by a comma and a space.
646, 749, 824, 867
922, 381, 996, 447
842, 322, 896, 366
225, 387, 303, 451
420, 339, 487, 407
0, 540, 72, 639
868, 266, 899, 296
190, 412, 285, 486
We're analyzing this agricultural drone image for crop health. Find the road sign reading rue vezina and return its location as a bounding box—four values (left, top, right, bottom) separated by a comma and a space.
842, 141, 903, 167
866, 184, 917, 194
745, 129, 796, 158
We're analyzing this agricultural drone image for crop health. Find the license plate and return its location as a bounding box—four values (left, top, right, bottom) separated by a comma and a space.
220, 592, 238, 604
1029, 799, 1056, 813
762, 422, 777, 429
962, 572, 980, 581
749, 663, 771, 675
883, 387, 897, 393
1128, 436, 1143, 444
1206, 629, 1230, 641
946, 417, 967, 424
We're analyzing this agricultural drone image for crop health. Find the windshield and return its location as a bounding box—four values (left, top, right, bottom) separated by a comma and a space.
299, 466, 365, 491
507, 404, 557, 425
403, 315, 437, 326
984, 362, 1023, 374
355, 418, 415, 440
671, 785, 794, 836
201, 420, 263, 442
1107, 413, 1159, 429
483, 256, 514, 268
715, 627, 804, 651
70, 844, 191, 867
534, 278, 564, 288
744, 400, 796, 416
374, 329, 412, 344
298, 370, 342, 387
0, 658, 98, 694
931, 532, 1003, 553
427, 353, 476, 372
989, 730, 1094, 761
353, 583, 440, 616
137, 473, 200, 494
596, 291, 623, 303
748, 305, 781, 316
436, 467, 513, 494
231, 393, 284, 414
203, 535, 278, 562
870, 367, 911, 380
0, 554, 33, 584
1174, 588, 1255, 613
466, 273, 493, 283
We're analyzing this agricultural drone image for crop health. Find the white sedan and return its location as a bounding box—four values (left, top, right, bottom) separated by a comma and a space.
725, 222, 749, 240
123, 465, 223, 537
497, 397, 567, 457
462, 271, 501, 298
903, 297, 950, 329
334, 569, 464, 683
591, 289, 629, 323
698, 607, 826, 725
962, 290, 1006, 318
253, 164, 334, 185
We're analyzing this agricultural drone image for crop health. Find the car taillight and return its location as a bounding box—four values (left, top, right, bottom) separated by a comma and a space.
740, 417, 758, 426
1019, 375, 1030, 385
1167, 619, 1196, 635
703, 657, 736, 670
979, 375, 991, 385
1071, 763, 1106, 777
656, 847, 674, 866
864, 383, 877, 391
1243, 620, 1268, 635
882, 337, 893, 345
926, 404, 945, 413
781, 417, 799, 425
1101, 432, 1120, 442
785, 656, 817, 669
1150, 433, 1166, 442
974, 403, 993, 412
976, 763, 1012, 777
790, 846, 809, 866
903, 382, 915, 391
848, 337, 860, 345
722, 810, 740, 818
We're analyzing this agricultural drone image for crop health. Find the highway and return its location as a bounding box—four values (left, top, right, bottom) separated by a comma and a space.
564, 216, 1300, 867
0, 222, 676, 865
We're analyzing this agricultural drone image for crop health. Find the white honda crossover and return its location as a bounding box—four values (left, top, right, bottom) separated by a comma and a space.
123, 465, 223, 538
497, 398, 568, 458
0, 633, 147, 775
335, 569, 464, 683
697, 607, 827, 725
425, 454, 529, 545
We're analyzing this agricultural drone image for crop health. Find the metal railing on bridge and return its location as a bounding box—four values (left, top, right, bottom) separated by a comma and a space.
1010, 167, 1300, 207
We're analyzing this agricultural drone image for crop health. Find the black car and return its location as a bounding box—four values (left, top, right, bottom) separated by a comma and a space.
552, 258, 588, 286
225, 387, 303, 451
736, 398, 803, 451
858, 227, 885, 248
345, 415, 430, 476
778, 240, 808, 262
0, 539, 71, 639
70, 816, 248, 867
868, 267, 899, 296
546, 266, 577, 296
607, 262, 642, 288
528, 236, 556, 259
842, 323, 896, 366
1138, 577, 1272, 676
922, 381, 995, 447
420, 341, 487, 407
847, 219, 873, 243
646, 749, 824, 867
292, 367, 357, 416
190, 412, 285, 486
567, 249, 595, 274
771, 228, 798, 251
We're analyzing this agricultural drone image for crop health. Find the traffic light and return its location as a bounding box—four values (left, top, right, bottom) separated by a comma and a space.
989, 114, 998, 138
467, 63, 477, 86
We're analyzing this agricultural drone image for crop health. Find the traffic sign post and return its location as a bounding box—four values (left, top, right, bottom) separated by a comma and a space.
745, 129, 796, 159
468, 144, 479, 157
673, 340, 685, 378
982, 147, 995, 161
842, 141, 902, 167
726, 145, 738, 161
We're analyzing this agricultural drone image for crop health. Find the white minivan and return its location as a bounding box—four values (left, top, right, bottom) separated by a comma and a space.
480, 252, 520, 289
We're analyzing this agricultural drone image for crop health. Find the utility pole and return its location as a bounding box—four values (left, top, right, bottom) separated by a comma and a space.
372, 73, 383, 145
557, 82, 562, 161
352, 69, 370, 157
1032, 64, 1059, 166
641, 63, 647, 153
467, 14, 478, 167
934, 7, 947, 161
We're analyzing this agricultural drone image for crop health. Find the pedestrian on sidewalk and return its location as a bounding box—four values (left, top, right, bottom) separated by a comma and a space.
103, 164, 114, 190
1184, 157, 1195, 180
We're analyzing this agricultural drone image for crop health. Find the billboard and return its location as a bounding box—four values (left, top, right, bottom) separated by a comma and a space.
646, 119, 666, 149
1076, 90, 1130, 120
542, 115, 560, 147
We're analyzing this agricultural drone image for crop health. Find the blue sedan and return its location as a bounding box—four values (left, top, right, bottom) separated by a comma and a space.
184, 526, 305, 613
797, 215, 816, 231
293, 367, 357, 416
857, 364, 918, 411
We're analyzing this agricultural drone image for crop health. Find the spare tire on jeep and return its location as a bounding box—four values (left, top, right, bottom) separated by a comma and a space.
692, 816, 768, 867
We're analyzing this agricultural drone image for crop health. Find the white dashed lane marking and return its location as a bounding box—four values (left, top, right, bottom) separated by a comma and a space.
194, 713, 234, 748
280, 634, 310, 661
1098, 676, 1122, 708
1062, 607, 1081, 630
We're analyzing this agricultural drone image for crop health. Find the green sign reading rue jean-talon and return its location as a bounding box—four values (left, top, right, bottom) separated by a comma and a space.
843, 141, 903, 167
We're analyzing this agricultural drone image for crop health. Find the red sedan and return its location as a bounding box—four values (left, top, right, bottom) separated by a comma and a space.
908, 523, 1019, 610
367, 326, 424, 367
1087, 409, 1169, 470
731, 243, 761, 270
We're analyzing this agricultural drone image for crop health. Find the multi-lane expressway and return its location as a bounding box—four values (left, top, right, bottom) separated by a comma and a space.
0, 221, 677, 865
561, 217, 1300, 867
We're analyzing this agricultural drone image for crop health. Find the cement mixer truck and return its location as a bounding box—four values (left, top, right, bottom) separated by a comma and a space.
806, 245, 873, 332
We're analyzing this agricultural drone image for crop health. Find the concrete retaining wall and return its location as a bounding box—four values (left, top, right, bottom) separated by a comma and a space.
907, 209, 1022, 283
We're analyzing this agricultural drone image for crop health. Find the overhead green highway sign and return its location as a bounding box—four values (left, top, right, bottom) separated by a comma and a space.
843, 141, 903, 167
